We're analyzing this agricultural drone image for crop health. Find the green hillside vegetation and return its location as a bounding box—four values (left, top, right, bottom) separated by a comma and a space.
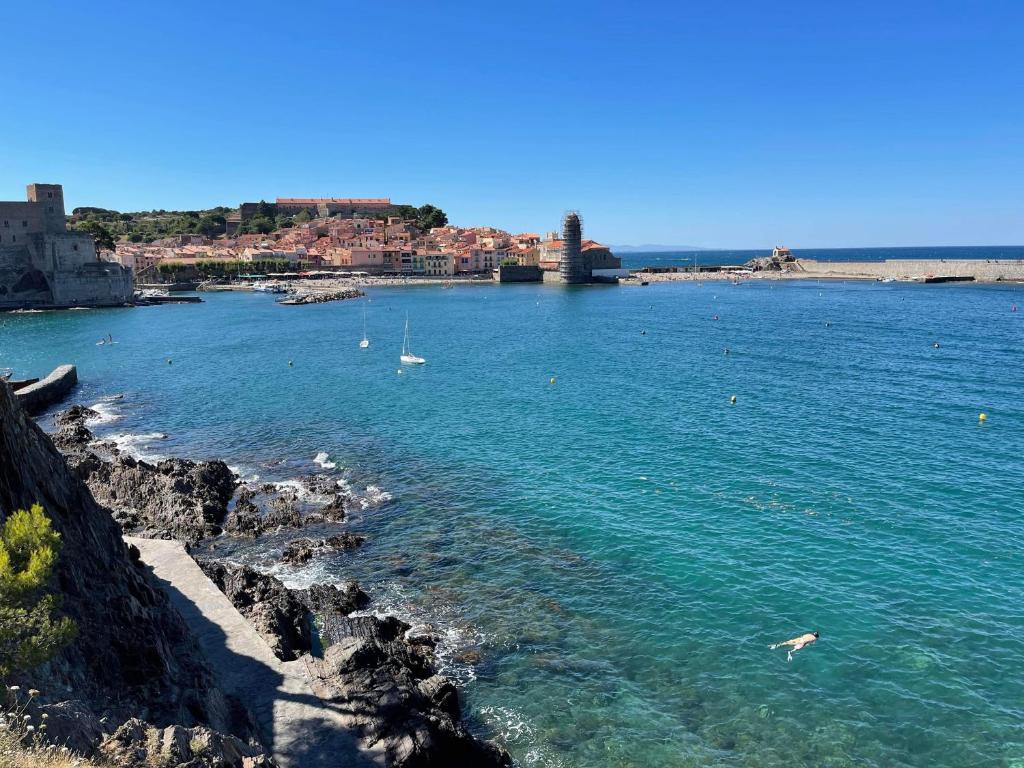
69, 202, 448, 243
69, 206, 235, 244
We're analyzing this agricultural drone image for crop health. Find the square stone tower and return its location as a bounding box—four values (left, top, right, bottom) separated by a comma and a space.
26, 183, 67, 233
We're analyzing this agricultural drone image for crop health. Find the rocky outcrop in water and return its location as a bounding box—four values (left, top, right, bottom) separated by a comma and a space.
51, 405, 237, 542
281, 533, 365, 565
197, 561, 374, 660
745, 251, 796, 271
84, 455, 237, 542
198, 561, 312, 662
309, 615, 512, 767
38, 399, 509, 766
0, 383, 265, 753
224, 481, 347, 537
300, 581, 371, 617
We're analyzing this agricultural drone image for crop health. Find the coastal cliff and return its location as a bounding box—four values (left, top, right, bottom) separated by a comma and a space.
0, 387, 509, 766
0, 382, 268, 762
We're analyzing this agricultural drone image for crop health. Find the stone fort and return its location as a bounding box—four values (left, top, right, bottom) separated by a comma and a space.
0, 184, 132, 309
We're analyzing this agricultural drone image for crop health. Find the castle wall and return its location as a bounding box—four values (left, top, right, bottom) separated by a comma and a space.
0, 184, 134, 309
49, 262, 132, 307
0, 202, 46, 246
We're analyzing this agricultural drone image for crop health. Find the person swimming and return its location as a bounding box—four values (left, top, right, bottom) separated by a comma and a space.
769, 631, 819, 662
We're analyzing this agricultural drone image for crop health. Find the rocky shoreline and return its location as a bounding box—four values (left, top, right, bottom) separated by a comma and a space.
0, 392, 510, 767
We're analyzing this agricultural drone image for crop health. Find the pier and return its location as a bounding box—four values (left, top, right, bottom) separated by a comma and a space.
12, 364, 78, 415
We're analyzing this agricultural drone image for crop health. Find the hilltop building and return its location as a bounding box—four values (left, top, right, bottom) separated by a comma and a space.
229, 197, 397, 234
0, 184, 132, 309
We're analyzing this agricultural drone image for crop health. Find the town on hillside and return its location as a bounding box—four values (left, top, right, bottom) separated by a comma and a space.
104, 196, 621, 283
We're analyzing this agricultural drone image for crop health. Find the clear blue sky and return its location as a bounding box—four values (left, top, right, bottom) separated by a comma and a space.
1, 1, 1020, 248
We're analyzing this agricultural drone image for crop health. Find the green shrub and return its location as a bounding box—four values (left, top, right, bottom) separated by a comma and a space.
0, 505, 76, 678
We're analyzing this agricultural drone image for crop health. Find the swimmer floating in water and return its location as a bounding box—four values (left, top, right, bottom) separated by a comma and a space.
769, 631, 819, 662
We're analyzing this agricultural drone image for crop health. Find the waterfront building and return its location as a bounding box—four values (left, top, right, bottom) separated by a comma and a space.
424, 252, 455, 277
0, 183, 132, 309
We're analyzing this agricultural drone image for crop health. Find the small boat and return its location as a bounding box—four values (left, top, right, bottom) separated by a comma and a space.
137, 288, 170, 299
253, 281, 286, 294
359, 306, 370, 349
399, 315, 425, 365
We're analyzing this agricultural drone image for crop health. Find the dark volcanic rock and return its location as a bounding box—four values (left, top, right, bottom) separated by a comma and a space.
224, 488, 266, 537
50, 404, 97, 452
53, 404, 98, 429
77, 454, 237, 543
35, 700, 105, 756
99, 717, 272, 767
282, 533, 365, 565
265, 491, 302, 529
302, 473, 338, 495
309, 493, 347, 523
198, 561, 312, 661
300, 581, 371, 616
225, 483, 347, 536
307, 635, 511, 768
0, 383, 253, 738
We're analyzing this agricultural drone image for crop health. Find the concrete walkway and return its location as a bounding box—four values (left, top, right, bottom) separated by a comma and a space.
127, 537, 383, 768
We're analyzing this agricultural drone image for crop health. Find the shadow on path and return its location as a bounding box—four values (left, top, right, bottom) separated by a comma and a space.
129, 537, 381, 768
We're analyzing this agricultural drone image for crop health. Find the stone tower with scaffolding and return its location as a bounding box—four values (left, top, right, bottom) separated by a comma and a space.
558, 211, 587, 283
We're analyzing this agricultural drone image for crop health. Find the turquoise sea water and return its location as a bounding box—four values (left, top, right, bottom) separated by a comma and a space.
2, 278, 1024, 767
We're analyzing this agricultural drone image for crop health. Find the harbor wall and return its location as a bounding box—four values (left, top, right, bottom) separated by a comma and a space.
496, 265, 542, 282
14, 364, 78, 415
795, 259, 1024, 282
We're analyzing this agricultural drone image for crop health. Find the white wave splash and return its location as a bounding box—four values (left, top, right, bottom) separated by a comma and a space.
313, 451, 337, 469
272, 479, 333, 504
227, 465, 261, 484
101, 432, 168, 462
86, 400, 123, 425
359, 485, 393, 509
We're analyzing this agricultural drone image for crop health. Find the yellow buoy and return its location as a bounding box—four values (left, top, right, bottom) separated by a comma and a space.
550, 377, 556, 385
979, 412, 987, 423
730, 395, 737, 404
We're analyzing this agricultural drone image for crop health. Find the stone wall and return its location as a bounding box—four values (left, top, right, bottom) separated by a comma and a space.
496, 264, 542, 282
14, 364, 77, 415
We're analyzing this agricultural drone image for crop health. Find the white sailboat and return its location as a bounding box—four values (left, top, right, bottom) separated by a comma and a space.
399, 315, 425, 364
359, 306, 370, 348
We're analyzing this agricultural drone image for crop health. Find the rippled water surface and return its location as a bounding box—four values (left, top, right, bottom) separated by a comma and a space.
3, 278, 1024, 767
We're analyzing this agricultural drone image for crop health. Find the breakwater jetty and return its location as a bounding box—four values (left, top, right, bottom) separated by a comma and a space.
12, 363, 77, 414
793, 258, 1024, 282
278, 288, 365, 305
